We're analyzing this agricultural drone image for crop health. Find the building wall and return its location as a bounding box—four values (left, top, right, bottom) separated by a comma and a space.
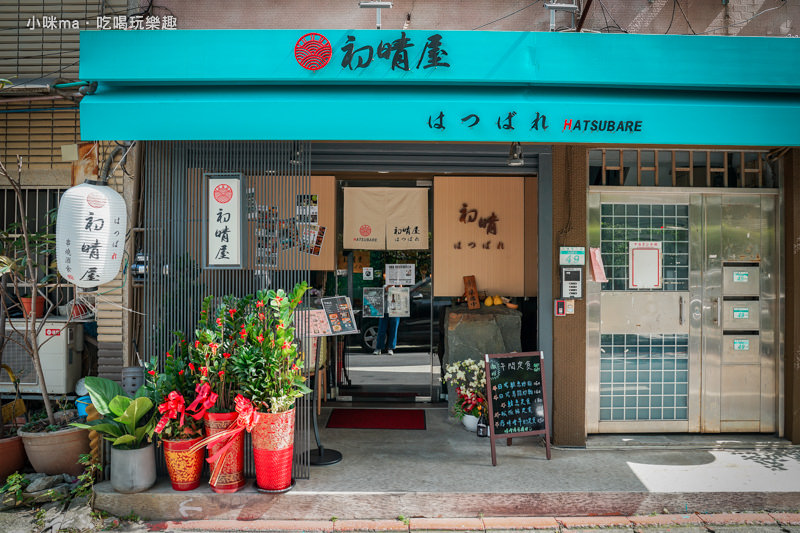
155, 0, 799, 36
786, 148, 800, 444
550, 145, 588, 446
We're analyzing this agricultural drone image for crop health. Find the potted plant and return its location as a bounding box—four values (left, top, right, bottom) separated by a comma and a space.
0, 156, 83, 476
144, 337, 205, 491
183, 295, 251, 493
0, 366, 26, 482
444, 358, 487, 432
71, 376, 157, 493
229, 281, 310, 492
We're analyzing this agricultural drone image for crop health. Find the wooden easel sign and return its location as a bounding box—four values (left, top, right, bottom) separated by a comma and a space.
484, 351, 552, 465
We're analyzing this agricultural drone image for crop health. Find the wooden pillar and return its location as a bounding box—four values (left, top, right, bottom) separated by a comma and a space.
550, 145, 588, 446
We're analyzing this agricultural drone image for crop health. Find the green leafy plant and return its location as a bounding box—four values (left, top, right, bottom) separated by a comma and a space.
179, 294, 251, 413
73, 453, 102, 504
230, 282, 311, 413
34, 507, 46, 528
0, 156, 73, 430
71, 376, 156, 450
144, 332, 204, 440
0, 472, 29, 506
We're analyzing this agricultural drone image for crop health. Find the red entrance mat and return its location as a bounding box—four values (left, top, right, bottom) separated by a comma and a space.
325, 408, 426, 430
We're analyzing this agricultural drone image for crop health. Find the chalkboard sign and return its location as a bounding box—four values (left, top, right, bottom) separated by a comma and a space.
484, 351, 551, 465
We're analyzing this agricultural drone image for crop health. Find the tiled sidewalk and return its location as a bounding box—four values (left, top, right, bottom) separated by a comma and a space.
150, 512, 800, 532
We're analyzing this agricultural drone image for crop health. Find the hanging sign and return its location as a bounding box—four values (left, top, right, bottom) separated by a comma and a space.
629, 241, 662, 289
206, 173, 243, 268
484, 351, 551, 465
56, 183, 127, 288
343, 187, 428, 250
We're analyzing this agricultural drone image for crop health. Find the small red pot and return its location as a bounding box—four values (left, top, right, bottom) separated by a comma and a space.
252, 408, 295, 492
162, 436, 204, 491
204, 411, 245, 493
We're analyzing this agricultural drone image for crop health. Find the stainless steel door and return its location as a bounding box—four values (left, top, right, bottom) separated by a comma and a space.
588, 193, 694, 433
588, 190, 781, 434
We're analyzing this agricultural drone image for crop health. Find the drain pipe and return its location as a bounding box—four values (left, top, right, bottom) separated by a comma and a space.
97, 143, 131, 185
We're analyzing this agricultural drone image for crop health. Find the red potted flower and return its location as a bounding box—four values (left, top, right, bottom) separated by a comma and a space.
229, 281, 310, 492
184, 295, 251, 493
145, 338, 205, 491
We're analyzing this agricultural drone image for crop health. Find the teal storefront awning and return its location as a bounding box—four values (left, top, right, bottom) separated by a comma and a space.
79, 30, 800, 145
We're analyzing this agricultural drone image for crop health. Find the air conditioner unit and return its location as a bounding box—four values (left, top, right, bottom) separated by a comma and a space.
1, 320, 81, 394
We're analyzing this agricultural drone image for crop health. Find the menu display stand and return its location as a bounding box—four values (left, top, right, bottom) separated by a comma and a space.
310, 338, 342, 466
484, 351, 551, 465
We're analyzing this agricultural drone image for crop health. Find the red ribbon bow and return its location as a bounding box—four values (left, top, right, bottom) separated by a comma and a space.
186, 382, 218, 421
188, 394, 261, 486
155, 391, 186, 434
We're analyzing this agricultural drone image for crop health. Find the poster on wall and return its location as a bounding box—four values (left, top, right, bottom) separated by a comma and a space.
387, 286, 410, 317
629, 241, 662, 289
386, 264, 415, 286
299, 224, 326, 256
362, 287, 385, 318
296, 194, 319, 223
206, 173, 243, 268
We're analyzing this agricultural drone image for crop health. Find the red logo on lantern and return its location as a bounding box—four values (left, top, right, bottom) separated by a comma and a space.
295, 33, 332, 71
213, 184, 233, 204
359, 225, 372, 237
86, 191, 107, 208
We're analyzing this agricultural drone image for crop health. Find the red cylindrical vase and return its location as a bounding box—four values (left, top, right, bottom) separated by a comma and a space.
252, 408, 295, 492
204, 411, 245, 493
162, 436, 204, 491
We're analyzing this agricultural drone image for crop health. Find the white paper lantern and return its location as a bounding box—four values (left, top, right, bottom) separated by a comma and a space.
56, 183, 127, 288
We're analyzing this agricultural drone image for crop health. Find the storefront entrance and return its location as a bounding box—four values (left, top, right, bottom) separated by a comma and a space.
332, 178, 440, 403
586, 190, 781, 434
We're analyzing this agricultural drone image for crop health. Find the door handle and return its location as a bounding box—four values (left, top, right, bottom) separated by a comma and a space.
678, 296, 684, 325
713, 297, 722, 326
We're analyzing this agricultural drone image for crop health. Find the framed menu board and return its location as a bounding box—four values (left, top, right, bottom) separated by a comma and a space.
484, 351, 551, 465
320, 296, 358, 335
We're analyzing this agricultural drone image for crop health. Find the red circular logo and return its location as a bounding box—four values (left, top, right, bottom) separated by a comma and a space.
295, 33, 332, 71
86, 191, 107, 208
213, 184, 233, 204
359, 225, 372, 237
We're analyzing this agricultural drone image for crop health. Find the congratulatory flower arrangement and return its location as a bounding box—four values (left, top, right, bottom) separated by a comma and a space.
443, 358, 487, 419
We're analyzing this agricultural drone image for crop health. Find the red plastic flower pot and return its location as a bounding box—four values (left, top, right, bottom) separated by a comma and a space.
252, 408, 295, 492
162, 436, 204, 491
204, 412, 245, 493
